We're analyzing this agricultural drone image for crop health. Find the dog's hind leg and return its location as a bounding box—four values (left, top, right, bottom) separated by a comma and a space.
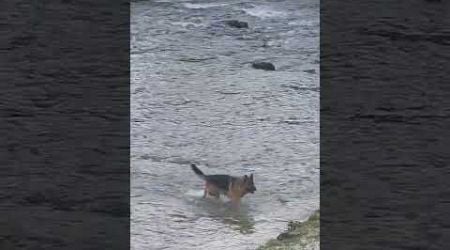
209, 192, 220, 199
203, 186, 207, 198
204, 182, 221, 199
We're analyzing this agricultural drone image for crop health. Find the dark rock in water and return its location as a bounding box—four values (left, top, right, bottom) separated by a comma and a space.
252, 62, 276, 71
225, 20, 249, 29
303, 69, 316, 74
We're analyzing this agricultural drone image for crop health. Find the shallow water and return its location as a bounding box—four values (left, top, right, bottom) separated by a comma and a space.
131, 0, 319, 249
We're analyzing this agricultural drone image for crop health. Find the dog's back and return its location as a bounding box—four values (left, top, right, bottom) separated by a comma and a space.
204, 174, 236, 193
191, 164, 234, 193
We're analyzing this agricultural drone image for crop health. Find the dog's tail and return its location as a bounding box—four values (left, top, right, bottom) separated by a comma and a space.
191, 164, 206, 179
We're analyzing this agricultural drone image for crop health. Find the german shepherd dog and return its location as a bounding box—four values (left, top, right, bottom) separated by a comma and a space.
191, 164, 256, 206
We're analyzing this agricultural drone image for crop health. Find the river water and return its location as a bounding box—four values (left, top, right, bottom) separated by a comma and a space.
131, 0, 319, 249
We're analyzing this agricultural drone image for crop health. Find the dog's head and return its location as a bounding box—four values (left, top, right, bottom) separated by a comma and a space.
243, 174, 256, 194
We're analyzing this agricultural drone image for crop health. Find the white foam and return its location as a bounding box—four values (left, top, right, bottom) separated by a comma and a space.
243, 6, 287, 19
183, 3, 229, 9
185, 189, 204, 198
170, 21, 205, 29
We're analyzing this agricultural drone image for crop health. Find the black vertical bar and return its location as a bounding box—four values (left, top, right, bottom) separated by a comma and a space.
321, 0, 450, 249
1, 1, 130, 249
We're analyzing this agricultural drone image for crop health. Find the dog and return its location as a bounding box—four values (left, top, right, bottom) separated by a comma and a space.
191, 164, 256, 206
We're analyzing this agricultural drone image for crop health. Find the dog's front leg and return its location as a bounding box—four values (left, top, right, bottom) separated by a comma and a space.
229, 194, 241, 209
231, 199, 240, 210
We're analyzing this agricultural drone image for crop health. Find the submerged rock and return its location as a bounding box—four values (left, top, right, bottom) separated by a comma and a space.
252, 62, 276, 71
225, 20, 249, 29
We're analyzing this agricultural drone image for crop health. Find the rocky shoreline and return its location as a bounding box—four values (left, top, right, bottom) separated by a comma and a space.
258, 210, 319, 250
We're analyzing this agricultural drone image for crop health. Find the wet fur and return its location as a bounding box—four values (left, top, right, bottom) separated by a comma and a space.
191, 164, 256, 206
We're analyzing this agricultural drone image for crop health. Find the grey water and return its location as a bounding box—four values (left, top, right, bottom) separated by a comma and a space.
131, 0, 319, 249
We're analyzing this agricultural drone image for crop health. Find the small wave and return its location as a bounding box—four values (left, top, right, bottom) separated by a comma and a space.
243, 6, 287, 19
288, 20, 317, 27
183, 3, 229, 9
170, 21, 205, 29
152, 0, 190, 2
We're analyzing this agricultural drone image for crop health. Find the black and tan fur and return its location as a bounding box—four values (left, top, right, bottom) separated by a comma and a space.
191, 164, 256, 205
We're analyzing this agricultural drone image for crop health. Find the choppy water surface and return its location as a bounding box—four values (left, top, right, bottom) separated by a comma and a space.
131, 0, 319, 249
